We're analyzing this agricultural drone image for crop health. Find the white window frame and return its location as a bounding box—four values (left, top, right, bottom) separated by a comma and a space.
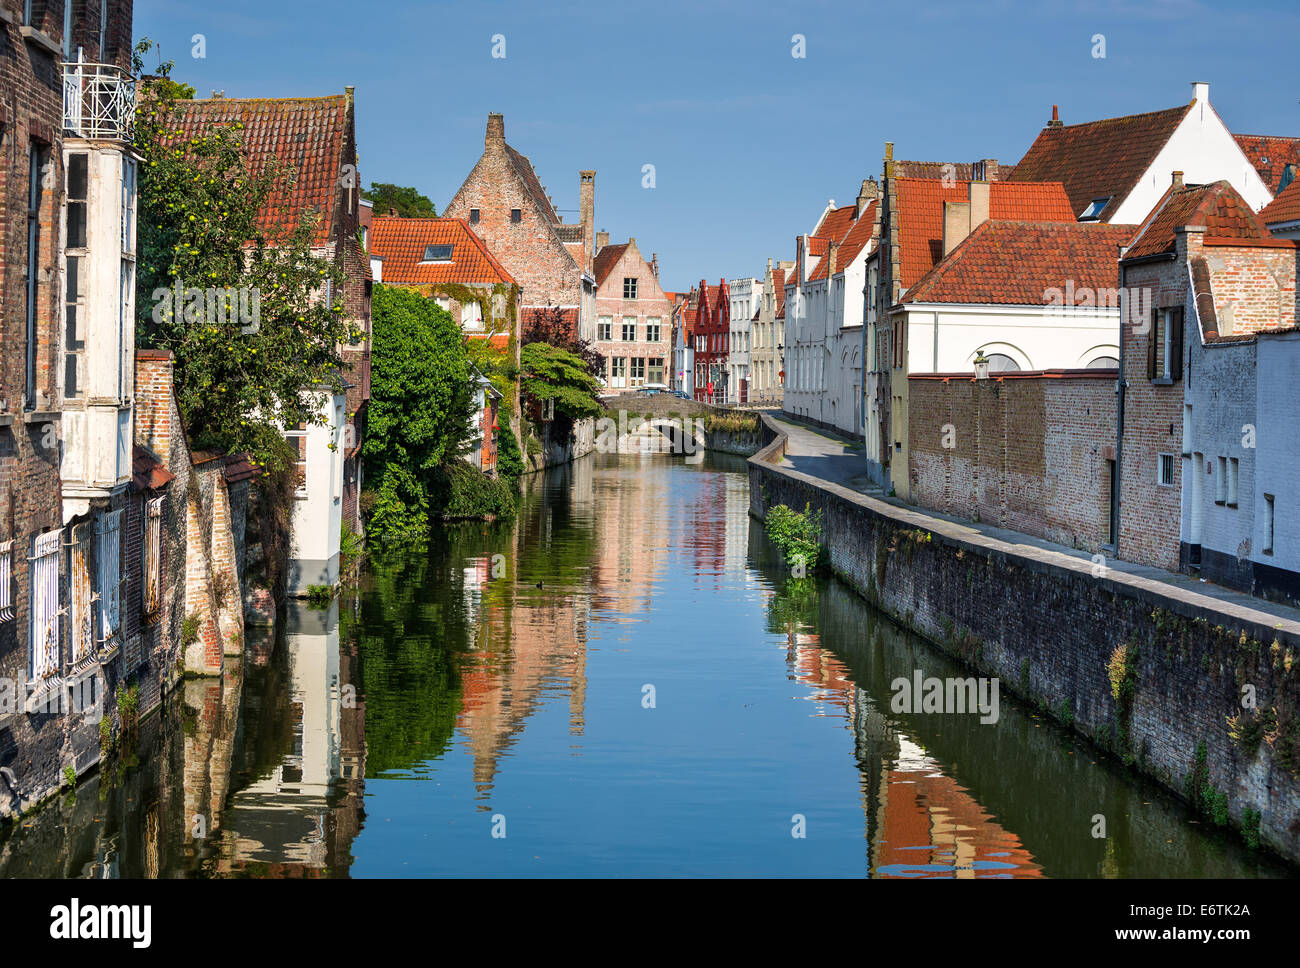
69, 522, 94, 664
646, 318, 661, 343
622, 317, 636, 342
285, 423, 309, 498
95, 508, 123, 647
30, 529, 62, 681
597, 316, 612, 341
0, 540, 13, 623
1157, 452, 1175, 487
144, 496, 163, 616
462, 300, 484, 331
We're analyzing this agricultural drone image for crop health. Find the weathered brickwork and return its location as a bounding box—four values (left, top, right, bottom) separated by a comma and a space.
751, 415, 1300, 864
593, 239, 673, 388
1202, 241, 1298, 335
909, 372, 1116, 551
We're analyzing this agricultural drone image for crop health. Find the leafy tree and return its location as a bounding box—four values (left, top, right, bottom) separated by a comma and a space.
132, 40, 361, 469
519, 342, 603, 421
363, 285, 476, 535
522, 305, 604, 374
363, 183, 437, 219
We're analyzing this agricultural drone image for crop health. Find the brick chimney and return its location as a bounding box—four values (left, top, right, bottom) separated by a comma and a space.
650, 253, 659, 279
485, 113, 505, 150
1172, 170, 1185, 189
595, 230, 609, 251
827, 240, 839, 278
856, 178, 879, 218
580, 170, 596, 266
1048, 105, 1063, 128
135, 349, 176, 464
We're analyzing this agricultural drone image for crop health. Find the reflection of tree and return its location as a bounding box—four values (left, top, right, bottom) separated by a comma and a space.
766, 577, 820, 644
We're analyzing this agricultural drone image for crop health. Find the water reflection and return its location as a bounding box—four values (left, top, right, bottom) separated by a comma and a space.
0, 451, 1291, 878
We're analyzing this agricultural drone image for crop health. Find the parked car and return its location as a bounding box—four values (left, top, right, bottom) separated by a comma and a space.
636, 383, 670, 396
672, 390, 690, 399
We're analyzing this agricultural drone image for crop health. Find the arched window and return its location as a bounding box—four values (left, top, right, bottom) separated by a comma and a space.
1086, 355, 1119, 368
986, 353, 1020, 372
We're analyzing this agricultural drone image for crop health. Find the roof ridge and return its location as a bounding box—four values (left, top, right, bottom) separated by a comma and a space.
1047, 102, 1189, 130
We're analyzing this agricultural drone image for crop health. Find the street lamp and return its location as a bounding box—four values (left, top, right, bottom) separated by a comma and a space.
973, 348, 990, 381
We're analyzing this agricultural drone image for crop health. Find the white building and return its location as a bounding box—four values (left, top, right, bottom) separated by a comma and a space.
285, 391, 347, 596
727, 277, 760, 404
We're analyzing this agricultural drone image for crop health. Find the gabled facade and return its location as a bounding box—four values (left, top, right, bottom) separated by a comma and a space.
1118, 178, 1299, 584
592, 237, 672, 389
692, 280, 730, 402
727, 277, 761, 403
443, 114, 596, 341
672, 289, 696, 397
750, 259, 791, 406
1007, 83, 1274, 224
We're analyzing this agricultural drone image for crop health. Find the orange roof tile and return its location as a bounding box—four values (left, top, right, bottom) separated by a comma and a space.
1007, 104, 1191, 221
369, 217, 517, 286
132, 446, 175, 491
902, 220, 1136, 306
1125, 180, 1271, 260
592, 242, 629, 287
1234, 134, 1300, 194
809, 201, 878, 280
1260, 177, 1300, 226
896, 179, 1075, 289
166, 94, 351, 246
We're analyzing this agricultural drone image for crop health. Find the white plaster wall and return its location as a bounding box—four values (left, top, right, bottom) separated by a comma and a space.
1253, 331, 1300, 573
904, 304, 1121, 373
288, 391, 345, 575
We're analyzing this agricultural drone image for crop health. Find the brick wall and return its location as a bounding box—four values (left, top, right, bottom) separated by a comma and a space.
909, 371, 1116, 551
1203, 241, 1299, 335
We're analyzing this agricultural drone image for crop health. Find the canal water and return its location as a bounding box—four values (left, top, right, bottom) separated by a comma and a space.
0, 451, 1290, 877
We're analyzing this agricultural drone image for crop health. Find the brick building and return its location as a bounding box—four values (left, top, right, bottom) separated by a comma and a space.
1119, 177, 1300, 596
691, 280, 730, 402
168, 89, 373, 584
592, 236, 672, 389
443, 114, 596, 341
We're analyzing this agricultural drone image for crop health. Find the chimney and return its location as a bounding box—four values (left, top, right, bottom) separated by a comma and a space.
1048, 104, 1062, 128
883, 142, 894, 179
827, 240, 839, 278
135, 350, 176, 464
1191, 81, 1209, 104
942, 200, 972, 257
797, 235, 808, 286
977, 158, 999, 182
580, 170, 596, 266
595, 229, 609, 251
1172, 170, 1185, 189
485, 113, 505, 150
856, 178, 879, 218
969, 180, 990, 228
650, 253, 659, 279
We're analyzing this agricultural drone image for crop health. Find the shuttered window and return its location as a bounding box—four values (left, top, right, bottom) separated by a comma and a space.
69, 522, 94, 663
96, 509, 123, 645
144, 497, 163, 617
30, 530, 62, 680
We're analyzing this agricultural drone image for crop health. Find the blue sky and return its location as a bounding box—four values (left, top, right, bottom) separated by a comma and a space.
135, 0, 1297, 294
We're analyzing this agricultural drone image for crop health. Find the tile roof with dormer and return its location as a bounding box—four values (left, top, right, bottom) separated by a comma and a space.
1007, 104, 1191, 222
368, 216, 517, 286
166, 93, 353, 246
896, 179, 1076, 289
1233, 134, 1300, 195
902, 220, 1136, 306
1124, 180, 1271, 260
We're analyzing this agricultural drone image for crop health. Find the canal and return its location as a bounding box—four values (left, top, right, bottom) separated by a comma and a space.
0, 451, 1290, 877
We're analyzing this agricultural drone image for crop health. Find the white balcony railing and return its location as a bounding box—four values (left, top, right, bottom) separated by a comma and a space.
63, 59, 136, 142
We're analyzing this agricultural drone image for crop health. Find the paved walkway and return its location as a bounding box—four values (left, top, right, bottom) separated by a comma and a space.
768, 415, 1300, 631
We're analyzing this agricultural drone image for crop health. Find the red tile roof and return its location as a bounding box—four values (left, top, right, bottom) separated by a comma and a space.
369, 217, 517, 285
132, 446, 175, 491
1125, 180, 1271, 260
1234, 134, 1300, 194
592, 242, 629, 287
166, 94, 352, 246
808, 201, 879, 280
1007, 104, 1191, 222
896, 179, 1076, 289
902, 220, 1136, 306
773, 267, 788, 316
1260, 177, 1300, 226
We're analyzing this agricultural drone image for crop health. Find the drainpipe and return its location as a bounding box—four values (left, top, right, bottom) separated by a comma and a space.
1114, 244, 1128, 556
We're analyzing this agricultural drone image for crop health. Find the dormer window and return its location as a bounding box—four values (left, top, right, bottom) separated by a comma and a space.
1079, 197, 1110, 221
421, 244, 453, 263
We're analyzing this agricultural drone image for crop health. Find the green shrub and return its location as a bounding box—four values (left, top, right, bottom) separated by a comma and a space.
431, 461, 518, 521
306, 584, 334, 607
496, 424, 525, 481
765, 503, 823, 572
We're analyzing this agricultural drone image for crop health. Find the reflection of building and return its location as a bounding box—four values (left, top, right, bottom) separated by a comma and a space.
214, 601, 364, 875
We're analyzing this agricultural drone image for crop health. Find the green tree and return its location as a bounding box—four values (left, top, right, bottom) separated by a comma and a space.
519, 342, 603, 421
363, 285, 476, 535
132, 41, 361, 469
362, 183, 437, 218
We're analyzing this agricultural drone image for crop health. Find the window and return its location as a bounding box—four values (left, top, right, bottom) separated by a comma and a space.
99, 0, 108, 58
470, 208, 480, 224
1215, 456, 1227, 503
622, 318, 636, 342
27, 145, 47, 410
121, 157, 136, 252
462, 301, 483, 331
1086, 355, 1119, 368
1228, 458, 1239, 507
31, 530, 62, 681
986, 353, 1020, 372
623, 277, 638, 300
1264, 495, 1275, 555
610, 357, 627, 388
631, 358, 645, 384
96, 509, 123, 649
285, 423, 309, 497
433, 295, 451, 312
1158, 453, 1175, 487
648, 358, 664, 384
69, 522, 94, 664
143, 497, 163, 616
1079, 197, 1111, 221
510, 209, 521, 223
1148, 307, 1184, 381
646, 319, 661, 343
421, 244, 453, 262
22, 0, 32, 27
66, 253, 83, 398
597, 316, 612, 341
0, 540, 13, 623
